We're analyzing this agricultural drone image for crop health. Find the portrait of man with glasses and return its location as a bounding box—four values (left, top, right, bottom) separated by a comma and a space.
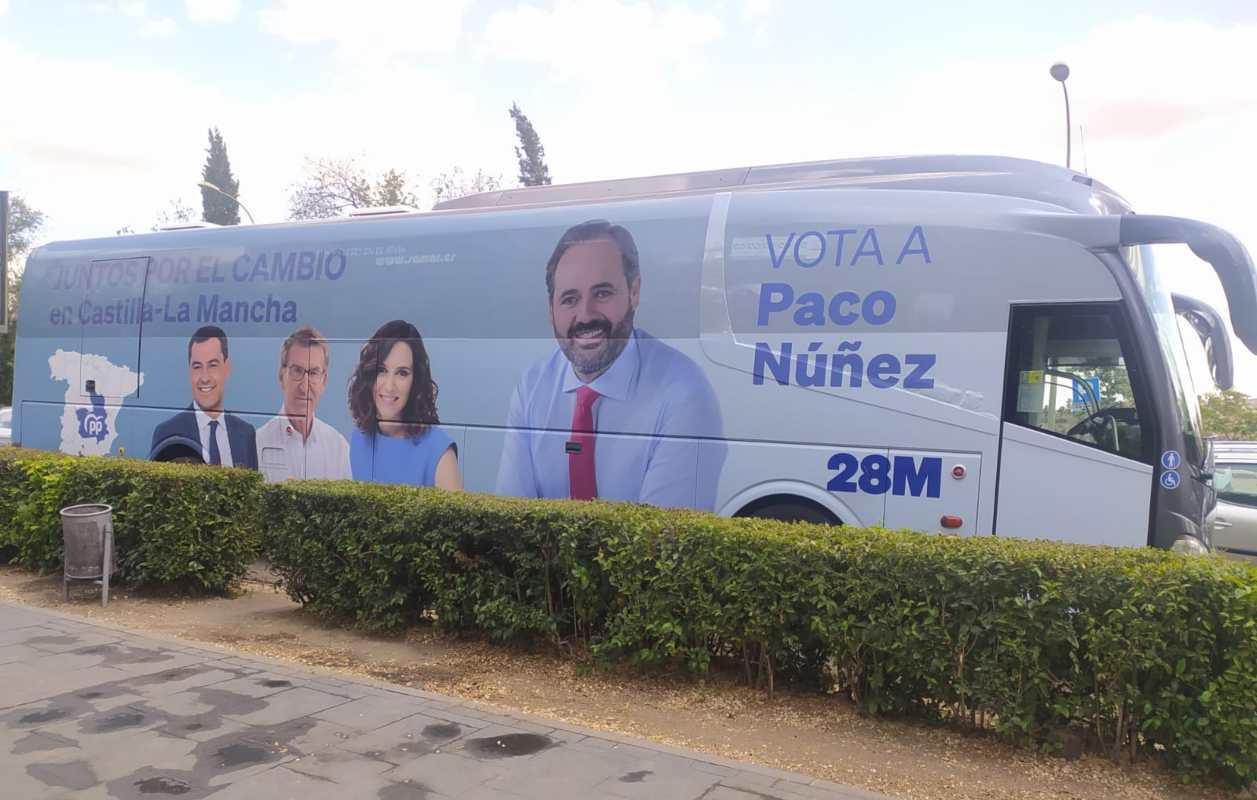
255, 325, 351, 482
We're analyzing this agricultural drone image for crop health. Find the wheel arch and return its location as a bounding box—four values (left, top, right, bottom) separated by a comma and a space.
149, 435, 204, 463
718, 480, 858, 526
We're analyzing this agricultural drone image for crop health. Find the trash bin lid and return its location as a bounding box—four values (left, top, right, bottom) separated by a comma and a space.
60, 504, 113, 517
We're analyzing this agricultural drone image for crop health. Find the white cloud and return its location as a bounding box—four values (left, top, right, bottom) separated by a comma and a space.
931, 17, 1257, 392
185, 0, 240, 23
1065, 18, 1257, 142
0, 38, 510, 243
140, 16, 178, 37
92, 0, 179, 37
93, 0, 147, 18
5, 11, 1256, 392
258, 0, 469, 63
866, 18, 1257, 394
742, 0, 775, 21
521, 15, 1257, 393
481, 0, 722, 86
0, 1, 10, 17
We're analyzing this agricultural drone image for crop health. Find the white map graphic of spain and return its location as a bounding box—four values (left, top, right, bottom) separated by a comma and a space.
48, 349, 144, 456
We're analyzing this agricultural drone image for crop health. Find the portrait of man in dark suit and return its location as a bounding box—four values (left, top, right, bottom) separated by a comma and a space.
149, 325, 258, 469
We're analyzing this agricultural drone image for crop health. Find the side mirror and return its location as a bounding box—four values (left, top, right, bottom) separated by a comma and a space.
1121, 216, 1257, 356
1172, 293, 1234, 390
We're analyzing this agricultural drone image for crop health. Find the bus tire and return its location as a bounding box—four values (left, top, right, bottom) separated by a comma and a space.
153, 445, 203, 465
735, 496, 841, 526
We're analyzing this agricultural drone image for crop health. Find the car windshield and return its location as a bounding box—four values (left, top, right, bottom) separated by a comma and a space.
1215, 460, 1257, 506
1125, 246, 1205, 466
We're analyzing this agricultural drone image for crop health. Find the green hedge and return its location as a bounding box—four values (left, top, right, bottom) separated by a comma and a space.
1, 446, 1254, 785
0, 448, 262, 593
260, 480, 1257, 787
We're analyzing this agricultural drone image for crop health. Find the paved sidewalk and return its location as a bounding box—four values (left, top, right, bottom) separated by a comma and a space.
0, 602, 890, 800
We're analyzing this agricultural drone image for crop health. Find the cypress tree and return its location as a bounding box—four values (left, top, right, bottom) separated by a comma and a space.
200, 127, 241, 225
509, 103, 551, 187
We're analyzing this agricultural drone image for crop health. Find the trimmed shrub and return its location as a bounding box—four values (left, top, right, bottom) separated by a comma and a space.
0, 447, 262, 593
3, 447, 1253, 784
259, 482, 614, 637
260, 479, 1257, 787
259, 481, 432, 631
0, 448, 81, 570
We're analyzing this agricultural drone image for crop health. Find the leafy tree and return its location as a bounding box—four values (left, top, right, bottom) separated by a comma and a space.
0, 272, 21, 404
154, 198, 196, 230
2, 194, 46, 404
114, 199, 197, 236
509, 103, 551, 187
287, 158, 419, 220
200, 127, 241, 225
1200, 390, 1257, 440
6, 195, 46, 257
373, 168, 418, 208
430, 167, 502, 207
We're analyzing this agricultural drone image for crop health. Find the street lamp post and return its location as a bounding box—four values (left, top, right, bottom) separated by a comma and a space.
198, 180, 255, 225
1050, 62, 1072, 170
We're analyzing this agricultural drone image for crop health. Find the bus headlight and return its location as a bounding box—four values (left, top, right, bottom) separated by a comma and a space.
1171, 535, 1210, 556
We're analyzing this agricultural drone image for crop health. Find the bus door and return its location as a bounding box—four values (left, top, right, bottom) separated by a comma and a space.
996, 303, 1155, 546
77, 257, 150, 403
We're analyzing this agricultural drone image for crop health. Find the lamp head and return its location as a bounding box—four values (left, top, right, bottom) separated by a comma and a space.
1050, 62, 1070, 83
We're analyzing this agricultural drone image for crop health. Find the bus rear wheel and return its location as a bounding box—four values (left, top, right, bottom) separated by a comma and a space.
154, 446, 204, 466
736, 496, 840, 526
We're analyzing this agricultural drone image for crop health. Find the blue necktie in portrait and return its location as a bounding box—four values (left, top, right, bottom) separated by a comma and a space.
208, 420, 221, 466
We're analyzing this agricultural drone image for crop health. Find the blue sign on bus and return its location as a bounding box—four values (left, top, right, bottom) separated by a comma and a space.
1072, 377, 1101, 407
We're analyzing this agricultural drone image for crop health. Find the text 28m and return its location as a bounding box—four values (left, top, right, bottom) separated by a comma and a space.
826, 453, 943, 498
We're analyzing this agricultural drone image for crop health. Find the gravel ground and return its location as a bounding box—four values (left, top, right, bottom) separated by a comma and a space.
0, 565, 1244, 800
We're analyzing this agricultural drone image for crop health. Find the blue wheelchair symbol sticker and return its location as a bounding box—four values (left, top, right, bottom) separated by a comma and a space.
1160, 450, 1181, 470
1160, 470, 1181, 490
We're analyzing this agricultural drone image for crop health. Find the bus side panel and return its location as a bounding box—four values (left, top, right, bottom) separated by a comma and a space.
11, 249, 102, 450
14, 199, 726, 510
884, 449, 982, 535
703, 191, 1124, 535
9, 187, 1125, 548
716, 441, 890, 526
997, 423, 1151, 546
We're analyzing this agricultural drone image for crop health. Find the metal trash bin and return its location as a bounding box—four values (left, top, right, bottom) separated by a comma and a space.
60, 504, 116, 607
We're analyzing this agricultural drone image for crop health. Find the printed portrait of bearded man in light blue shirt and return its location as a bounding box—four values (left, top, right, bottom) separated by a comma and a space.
495, 219, 726, 510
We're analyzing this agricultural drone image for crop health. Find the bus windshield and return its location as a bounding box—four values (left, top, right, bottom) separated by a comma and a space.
1125, 245, 1205, 466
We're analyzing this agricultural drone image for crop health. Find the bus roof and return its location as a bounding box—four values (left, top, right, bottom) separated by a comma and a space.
434, 154, 1132, 217
36, 155, 1132, 252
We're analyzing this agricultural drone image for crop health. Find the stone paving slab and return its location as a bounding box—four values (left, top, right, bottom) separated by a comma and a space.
0, 624, 49, 645
219, 685, 349, 727
312, 693, 426, 731
0, 601, 893, 799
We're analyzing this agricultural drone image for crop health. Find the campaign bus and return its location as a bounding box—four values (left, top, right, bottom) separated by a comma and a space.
8, 155, 1257, 553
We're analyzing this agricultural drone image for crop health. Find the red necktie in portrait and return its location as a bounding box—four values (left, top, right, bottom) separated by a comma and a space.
569, 385, 600, 500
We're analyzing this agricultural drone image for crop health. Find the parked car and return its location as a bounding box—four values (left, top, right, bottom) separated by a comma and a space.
1213, 440, 1257, 564
0, 406, 11, 447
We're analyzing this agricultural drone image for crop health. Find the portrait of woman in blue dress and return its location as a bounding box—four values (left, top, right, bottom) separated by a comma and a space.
347, 320, 462, 489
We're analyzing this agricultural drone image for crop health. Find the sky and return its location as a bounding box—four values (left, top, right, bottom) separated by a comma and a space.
2, 0, 1256, 396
